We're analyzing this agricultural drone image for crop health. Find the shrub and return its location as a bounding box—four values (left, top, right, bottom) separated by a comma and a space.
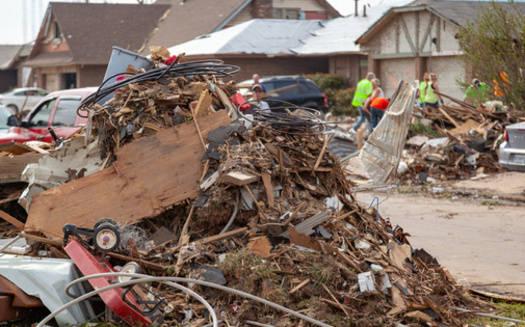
304, 73, 357, 116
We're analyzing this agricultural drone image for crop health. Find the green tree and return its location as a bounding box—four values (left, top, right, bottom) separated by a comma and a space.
457, 0, 525, 110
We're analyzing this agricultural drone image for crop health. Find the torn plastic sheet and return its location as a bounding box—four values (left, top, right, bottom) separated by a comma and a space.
0, 254, 93, 326
19, 136, 103, 212
355, 81, 416, 185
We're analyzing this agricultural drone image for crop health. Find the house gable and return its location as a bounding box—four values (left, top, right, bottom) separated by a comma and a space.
28, 2, 170, 65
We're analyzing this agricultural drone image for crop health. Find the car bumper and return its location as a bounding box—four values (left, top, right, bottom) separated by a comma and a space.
499, 141, 525, 171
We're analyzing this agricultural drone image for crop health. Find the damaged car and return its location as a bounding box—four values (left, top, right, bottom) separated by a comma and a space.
499, 121, 525, 171
0, 87, 97, 145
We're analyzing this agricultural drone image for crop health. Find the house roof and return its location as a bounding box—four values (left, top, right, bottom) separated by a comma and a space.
291, 0, 411, 55
144, 0, 341, 54
357, 0, 525, 45
0, 45, 23, 70
26, 2, 170, 66
167, 19, 325, 56
144, 0, 251, 54
166, 0, 409, 57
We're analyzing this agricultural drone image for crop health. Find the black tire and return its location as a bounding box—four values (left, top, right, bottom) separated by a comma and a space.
93, 224, 120, 252
93, 218, 118, 230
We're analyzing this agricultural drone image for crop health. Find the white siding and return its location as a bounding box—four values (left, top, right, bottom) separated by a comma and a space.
376, 23, 398, 54
378, 58, 414, 97
427, 56, 465, 100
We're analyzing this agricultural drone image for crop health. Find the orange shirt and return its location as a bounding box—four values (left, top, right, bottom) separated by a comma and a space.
371, 97, 389, 110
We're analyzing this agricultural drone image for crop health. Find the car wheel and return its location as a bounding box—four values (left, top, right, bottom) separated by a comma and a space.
7, 104, 18, 113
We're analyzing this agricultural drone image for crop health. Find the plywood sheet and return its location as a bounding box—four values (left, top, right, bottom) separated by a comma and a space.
0, 153, 44, 183
25, 111, 231, 240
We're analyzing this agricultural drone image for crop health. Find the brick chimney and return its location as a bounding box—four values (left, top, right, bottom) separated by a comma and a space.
253, 0, 273, 18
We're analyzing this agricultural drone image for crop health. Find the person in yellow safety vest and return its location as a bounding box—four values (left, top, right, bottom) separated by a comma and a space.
424, 73, 444, 109
418, 72, 429, 109
349, 72, 375, 135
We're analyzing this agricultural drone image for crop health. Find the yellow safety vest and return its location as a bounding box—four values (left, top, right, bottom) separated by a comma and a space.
425, 82, 438, 103
352, 79, 372, 107
419, 81, 426, 103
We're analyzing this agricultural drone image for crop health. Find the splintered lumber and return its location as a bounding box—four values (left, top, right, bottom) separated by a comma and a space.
219, 171, 258, 186
25, 110, 231, 240
0, 153, 43, 183
0, 210, 25, 230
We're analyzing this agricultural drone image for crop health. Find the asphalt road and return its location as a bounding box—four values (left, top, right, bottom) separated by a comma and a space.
355, 173, 525, 298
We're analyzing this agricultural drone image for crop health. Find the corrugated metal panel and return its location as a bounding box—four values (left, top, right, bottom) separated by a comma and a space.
358, 81, 416, 184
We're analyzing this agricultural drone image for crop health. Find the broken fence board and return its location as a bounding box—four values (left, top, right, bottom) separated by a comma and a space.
25, 111, 231, 240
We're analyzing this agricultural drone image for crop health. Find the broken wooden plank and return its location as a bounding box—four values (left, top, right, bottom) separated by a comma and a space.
261, 171, 274, 207
438, 107, 461, 128
0, 209, 25, 230
219, 171, 258, 186
194, 90, 213, 118
25, 111, 231, 240
0, 153, 44, 183
215, 87, 235, 116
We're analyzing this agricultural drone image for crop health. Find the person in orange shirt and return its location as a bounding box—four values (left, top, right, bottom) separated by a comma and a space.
370, 97, 390, 132
493, 72, 508, 97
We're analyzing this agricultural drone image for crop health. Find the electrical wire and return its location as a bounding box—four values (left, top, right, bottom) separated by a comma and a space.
235, 100, 327, 136
77, 59, 240, 117
56, 272, 332, 327
219, 191, 239, 235
451, 306, 525, 324
38, 273, 218, 327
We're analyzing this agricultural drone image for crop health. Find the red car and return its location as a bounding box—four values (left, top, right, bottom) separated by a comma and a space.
0, 87, 97, 145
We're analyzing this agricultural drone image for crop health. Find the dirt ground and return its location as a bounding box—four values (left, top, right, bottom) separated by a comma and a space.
355, 171, 525, 299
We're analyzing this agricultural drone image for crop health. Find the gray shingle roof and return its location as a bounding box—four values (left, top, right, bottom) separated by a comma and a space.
27, 2, 170, 65
0, 45, 23, 70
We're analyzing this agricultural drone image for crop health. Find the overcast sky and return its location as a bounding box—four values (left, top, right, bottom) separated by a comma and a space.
0, 0, 378, 45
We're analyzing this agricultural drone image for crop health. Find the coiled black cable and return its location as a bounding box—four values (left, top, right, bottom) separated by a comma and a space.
77, 59, 240, 117
235, 99, 326, 135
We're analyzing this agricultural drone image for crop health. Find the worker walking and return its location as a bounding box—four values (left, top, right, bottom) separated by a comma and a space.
349, 72, 375, 135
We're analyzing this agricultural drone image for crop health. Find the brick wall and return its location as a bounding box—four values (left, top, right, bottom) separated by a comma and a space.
79, 65, 109, 88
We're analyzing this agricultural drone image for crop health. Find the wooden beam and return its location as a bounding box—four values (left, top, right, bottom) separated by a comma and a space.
0, 210, 24, 230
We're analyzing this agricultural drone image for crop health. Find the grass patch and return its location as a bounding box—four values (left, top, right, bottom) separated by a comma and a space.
463, 301, 525, 326
409, 121, 443, 138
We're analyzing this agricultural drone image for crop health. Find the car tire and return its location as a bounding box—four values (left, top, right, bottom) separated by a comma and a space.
7, 104, 18, 113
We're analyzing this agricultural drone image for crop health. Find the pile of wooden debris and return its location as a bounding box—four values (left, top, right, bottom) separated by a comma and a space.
398, 94, 525, 184
0, 54, 493, 326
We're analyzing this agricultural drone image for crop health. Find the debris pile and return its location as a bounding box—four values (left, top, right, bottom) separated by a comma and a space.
0, 52, 492, 326
399, 96, 525, 184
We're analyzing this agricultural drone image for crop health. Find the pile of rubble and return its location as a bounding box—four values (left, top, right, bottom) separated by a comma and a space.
397, 94, 525, 185
0, 51, 494, 326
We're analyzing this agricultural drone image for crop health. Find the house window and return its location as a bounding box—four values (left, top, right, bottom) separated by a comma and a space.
54, 22, 61, 39
273, 8, 301, 20
62, 73, 77, 89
